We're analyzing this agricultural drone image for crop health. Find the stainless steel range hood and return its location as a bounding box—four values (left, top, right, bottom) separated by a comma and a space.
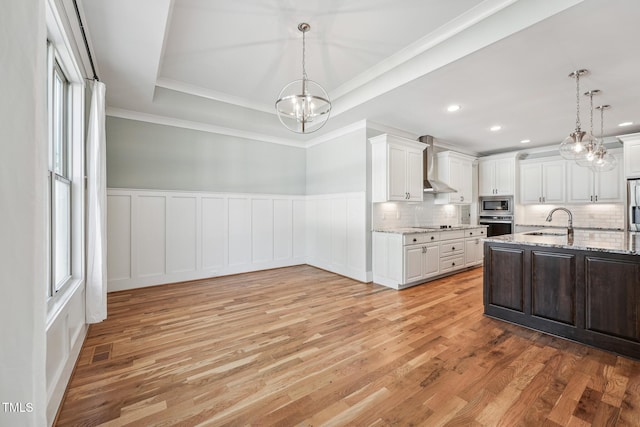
418, 135, 457, 194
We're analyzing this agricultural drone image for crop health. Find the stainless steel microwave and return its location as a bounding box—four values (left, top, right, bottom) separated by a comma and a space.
480, 196, 513, 215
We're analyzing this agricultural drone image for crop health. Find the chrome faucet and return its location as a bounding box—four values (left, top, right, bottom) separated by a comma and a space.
546, 207, 574, 239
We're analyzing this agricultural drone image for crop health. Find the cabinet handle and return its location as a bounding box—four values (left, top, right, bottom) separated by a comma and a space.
460, 196, 464, 202
590, 195, 593, 202
595, 195, 598, 202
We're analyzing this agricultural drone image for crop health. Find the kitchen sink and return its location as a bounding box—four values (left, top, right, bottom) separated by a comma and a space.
524, 231, 566, 236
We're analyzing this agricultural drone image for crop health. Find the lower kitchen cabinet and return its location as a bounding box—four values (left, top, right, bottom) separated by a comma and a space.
372, 227, 486, 289
404, 242, 439, 283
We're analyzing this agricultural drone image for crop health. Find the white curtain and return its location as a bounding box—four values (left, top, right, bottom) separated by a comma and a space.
86, 80, 107, 323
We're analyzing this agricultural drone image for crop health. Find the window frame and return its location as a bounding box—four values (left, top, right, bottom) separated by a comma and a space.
45, 25, 85, 318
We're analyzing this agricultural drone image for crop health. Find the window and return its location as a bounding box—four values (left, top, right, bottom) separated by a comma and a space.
47, 43, 73, 296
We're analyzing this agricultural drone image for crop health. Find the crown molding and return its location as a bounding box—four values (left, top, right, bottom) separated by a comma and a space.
106, 107, 302, 147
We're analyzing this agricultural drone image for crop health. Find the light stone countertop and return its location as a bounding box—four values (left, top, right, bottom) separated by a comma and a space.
484, 228, 640, 256
372, 225, 488, 235
515, 223, 624, 232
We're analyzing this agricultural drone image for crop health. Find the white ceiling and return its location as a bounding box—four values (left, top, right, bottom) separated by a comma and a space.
78, 0, 640, 155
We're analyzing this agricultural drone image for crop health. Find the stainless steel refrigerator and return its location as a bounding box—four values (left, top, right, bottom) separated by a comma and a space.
629, 179, 640, 231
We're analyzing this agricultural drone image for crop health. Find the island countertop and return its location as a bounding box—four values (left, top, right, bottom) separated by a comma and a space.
484, 229, 640, 256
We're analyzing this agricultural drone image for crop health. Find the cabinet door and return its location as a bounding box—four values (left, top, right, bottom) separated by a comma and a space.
406, 149, 424, 201
520, 163, 542, 204
404, 245, 424, 283
465, 239, 478, 266
624, 139, 640, 179
478, 161, 495, 196
423, 244, 440, 278
460, 158, 473, 203
567, 161, 594, 203
448, 157, 472, 203
595, 153, 623, 202
388, 145, 408, 201
495, 158, 515, 195
542, 161, 566, 203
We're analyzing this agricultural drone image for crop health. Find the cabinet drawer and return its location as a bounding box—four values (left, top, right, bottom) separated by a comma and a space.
403, 232, 439, 245
440, 230, 465, 240
440, 255, 465, 272
439, 239, 465, 256
465, 228, 486, 238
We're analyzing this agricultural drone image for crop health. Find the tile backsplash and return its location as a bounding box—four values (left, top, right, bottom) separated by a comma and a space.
516, 203, 624, 230
372, 198, 468, 229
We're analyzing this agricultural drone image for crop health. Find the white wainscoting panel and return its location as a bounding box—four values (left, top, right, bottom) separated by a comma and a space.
201, 197, 226, 271
228, 197, 252, 267
106, 194, 131, 281
137, 195, 166, 278
108, 190, 309, 291
167, 196, 197, 274
306, 192, 368, 282
251, 198, 274, 264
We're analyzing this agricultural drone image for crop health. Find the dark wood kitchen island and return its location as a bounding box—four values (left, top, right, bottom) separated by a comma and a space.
483, 229, 640, 359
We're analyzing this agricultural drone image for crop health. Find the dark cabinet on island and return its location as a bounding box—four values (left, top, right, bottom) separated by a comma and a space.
483, 230, 640, 359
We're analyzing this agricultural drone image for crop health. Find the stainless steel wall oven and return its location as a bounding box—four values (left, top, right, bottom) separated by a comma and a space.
479, 196, 513, 237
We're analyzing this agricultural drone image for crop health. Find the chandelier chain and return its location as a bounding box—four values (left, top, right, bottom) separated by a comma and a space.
575, 72, 581, 130
302, 27, 308, 81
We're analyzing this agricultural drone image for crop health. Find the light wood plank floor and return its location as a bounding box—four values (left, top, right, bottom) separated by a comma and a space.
56, 265, 640, 426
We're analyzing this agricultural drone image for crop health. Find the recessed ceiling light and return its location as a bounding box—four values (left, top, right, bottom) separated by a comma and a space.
447, 104, 461, 112
490, 125, 502, 132
618, 122, 634, 127
520, 139, 530, 144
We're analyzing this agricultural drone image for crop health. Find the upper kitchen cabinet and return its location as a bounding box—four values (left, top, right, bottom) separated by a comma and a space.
620, 133, 640, 178
435, 151, 476, 205
478, 155, 515, 196
370, 134, 425, 203
567, 150, 623, 203
519, 158, 565, 204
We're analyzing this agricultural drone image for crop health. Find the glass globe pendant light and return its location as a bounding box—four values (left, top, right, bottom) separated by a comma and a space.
559, 69, 594, 160
590, 105, 617, 173
275, 23, 331, 134
575, 89, 599, 167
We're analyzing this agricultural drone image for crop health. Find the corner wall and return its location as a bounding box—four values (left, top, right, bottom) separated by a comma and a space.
0, 0, 48, 425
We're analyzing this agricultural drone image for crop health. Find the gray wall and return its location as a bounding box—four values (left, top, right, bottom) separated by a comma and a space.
107, 117, 307, 194
306, 127, 368, 195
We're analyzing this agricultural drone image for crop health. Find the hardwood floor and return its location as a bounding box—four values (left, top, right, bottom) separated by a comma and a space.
56, 265, 640, 426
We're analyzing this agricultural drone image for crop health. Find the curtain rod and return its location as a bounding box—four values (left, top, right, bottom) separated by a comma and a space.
72, 0, 99, 81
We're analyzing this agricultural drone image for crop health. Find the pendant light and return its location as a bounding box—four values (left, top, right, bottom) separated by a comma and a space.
575, 89, 599, 167
559, 69, 594, 160
590, 105, 617, 173
275, 23, 331, 134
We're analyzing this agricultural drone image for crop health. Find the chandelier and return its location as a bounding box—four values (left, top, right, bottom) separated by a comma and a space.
590, 105, 617, 172
275, 23, 331, 134
559, 69, 594, 160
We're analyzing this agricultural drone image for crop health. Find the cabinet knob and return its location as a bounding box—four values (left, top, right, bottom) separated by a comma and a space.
413, 238, 417, 242
452, 246, 455, 250
430, 236, 435, 240
469, 232, 473, 235
452, 262, 456, 266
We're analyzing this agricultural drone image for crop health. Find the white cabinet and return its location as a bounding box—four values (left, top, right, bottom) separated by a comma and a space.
370, 134, 425, 202
519, 159, 565, 204
372, 227, 486, 289
464, 228, 485, 267
404, 242, 440, 283
566, 151, 623, 203
479, 157, 515, 196
435, 151, 476, 204
620, 133, 640, 178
